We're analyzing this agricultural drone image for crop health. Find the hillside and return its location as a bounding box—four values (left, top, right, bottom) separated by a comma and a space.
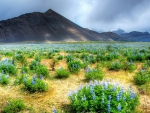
0, 9, 122, 42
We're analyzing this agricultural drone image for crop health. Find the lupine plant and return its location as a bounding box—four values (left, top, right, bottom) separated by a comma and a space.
55, 67, 70, 78
0, 73, 10, 85
0, 59, 17, 75
3, 99, 26, 113
85, 68, 104, 80
68, 60, 82, 73
68, 80, 139, 112
23, 76, 48, 93
123, 61, 137, 72
133, 69, 150, 85
108, 61, 123, 71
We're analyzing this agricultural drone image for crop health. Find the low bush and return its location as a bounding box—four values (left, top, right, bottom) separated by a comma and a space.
133, 70, 149, 85
0, 74, 10, 85
29, 60, 40, 70
57, 55, 63, 60
0, 59, 17, 75
85, 68, 104, 80
66, 54, 74, 62
36, 65, 49, 78
35, 55, 42, 62
23, 76, 48, 93
3, 99, 25, 113
123, 61, 137, 72
68, 80, 139, 113
13, 53, 28, 66
21, 67, 30, 74
68, 60, 82, 73
55, 67, 70, 78
14, 74, 27, 85
108, 61, 123, 71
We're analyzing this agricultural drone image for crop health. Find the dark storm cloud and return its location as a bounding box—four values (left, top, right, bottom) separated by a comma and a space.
0, 0, 150, 32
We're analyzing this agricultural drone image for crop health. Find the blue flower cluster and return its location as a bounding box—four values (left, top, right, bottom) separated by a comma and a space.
68, 80, 139, 112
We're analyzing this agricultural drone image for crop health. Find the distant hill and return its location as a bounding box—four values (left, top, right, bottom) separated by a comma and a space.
119, 31, 150, 42
112, 28, 126, 35
0, 9, 122, 42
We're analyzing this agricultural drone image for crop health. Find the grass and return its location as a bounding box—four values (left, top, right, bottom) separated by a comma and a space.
0, 42, 150, 112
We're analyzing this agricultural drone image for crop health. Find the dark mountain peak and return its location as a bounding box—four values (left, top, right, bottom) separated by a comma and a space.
45, 9, 55, 14
112, 28, 125, 35
0, 9, 123, 42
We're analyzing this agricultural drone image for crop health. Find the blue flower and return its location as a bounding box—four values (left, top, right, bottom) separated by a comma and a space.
117, 103, 121, 111
116, 93, 120, 102
32, 78, 36, 84
108, 95, 112, 101
107, 100, 111, 113
82, 95, 86, 101
53, 107, 57, 113
92, 92, 96, 100
101, 93, 104, 103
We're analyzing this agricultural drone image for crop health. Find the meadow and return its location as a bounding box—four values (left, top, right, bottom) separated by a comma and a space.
0, 42, 150, 113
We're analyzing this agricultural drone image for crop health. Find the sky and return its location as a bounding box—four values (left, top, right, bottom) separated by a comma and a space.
0, 0, 150, 32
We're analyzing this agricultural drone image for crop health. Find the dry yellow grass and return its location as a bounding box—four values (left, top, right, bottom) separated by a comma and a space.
0, 59, 150, 113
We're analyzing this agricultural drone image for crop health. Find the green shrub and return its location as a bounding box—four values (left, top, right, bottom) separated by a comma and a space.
66, 54, 74, 62
0, 74, 10, 85
21, 67, 30, 74
13, 53, 28, 66
14, 74, 27, 85
29, 60, 40, 70
96, 54, 105, 61
0, 59, 17, 75
35, 55, 42, 62
57, 55, 63, 60
85, 68, 104, 80
68, 80, 139, 113
55, 67, 70, 78
36, 65, 49, 78
123, 61, 137, 72
23, 76, 48, 93
108, 61, 123, 71
68, 60, 82, 73
3, 99, 25, 113
133, 70, 149, 85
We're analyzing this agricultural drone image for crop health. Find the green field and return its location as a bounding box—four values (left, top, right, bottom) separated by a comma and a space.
0, 42, 150, 113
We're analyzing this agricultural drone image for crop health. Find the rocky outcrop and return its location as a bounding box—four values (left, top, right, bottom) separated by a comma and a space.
0, 9, 122, 42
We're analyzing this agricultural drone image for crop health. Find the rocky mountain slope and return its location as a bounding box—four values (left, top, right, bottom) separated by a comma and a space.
0, 9, 122, 42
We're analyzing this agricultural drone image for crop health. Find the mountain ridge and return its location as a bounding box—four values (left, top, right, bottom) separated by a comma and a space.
0, 9, 122, 42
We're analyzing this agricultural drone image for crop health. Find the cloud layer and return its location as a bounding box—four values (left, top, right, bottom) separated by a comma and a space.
0, 0, 150, 32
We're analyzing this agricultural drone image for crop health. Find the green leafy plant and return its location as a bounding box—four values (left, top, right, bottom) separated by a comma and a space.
3, 99, 25, 113
68, 60, 82, 73
23, 76, 48, 93
108, 61, 123, 71
29, 60, 40, 70
57, 55, 63, 60
36, 65, 49, 78
133, 70, 149, 85
13, 53, 28, 66
35, 55, 42, 62
85, 68, 104, 80
0, 74, 10, 85
68, 80, 139, 113
123, 61, 137, 72
55, 67, 70, 78
0, 59, 17, 75
66, 54, 74, 62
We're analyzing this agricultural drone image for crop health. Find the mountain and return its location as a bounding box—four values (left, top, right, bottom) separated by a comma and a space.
119, 31, 150, 42
0, 9, 122, 42
112, 28, 125, 35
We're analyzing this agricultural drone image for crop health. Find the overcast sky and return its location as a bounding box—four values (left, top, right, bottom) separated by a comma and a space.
0, 0, 150, 32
